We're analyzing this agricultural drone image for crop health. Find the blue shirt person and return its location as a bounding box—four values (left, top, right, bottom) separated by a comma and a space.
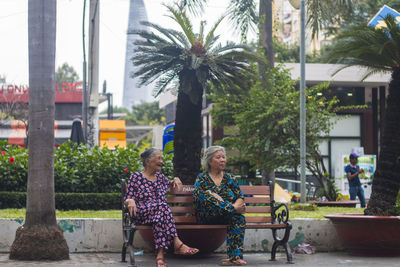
345, 153, 366, 207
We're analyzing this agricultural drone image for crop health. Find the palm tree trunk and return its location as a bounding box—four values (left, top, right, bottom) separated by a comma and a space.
173, 75, 203, 184
9, 0, 69, 260
258, 0, 276, 186
259, 0, 274, 69
364, 67, 400, 216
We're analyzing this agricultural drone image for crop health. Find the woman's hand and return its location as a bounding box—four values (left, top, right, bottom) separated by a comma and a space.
125, 199, 137, 217
211, 192, 224, 202
232, 198, 246, 214
171, 177, 183, 192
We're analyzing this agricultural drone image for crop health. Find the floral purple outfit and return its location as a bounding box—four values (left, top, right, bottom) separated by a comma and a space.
124, 172, 177, 250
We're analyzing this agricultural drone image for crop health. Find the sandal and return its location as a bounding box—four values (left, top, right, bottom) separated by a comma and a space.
219, 258, 247, 266
174, 242, 199, 255
156, 257, 167, 267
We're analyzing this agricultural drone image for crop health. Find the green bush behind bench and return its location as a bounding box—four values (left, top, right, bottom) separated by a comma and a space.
0, 140, 174, 209
0, 191, 120, 210
0, 140, 174, 193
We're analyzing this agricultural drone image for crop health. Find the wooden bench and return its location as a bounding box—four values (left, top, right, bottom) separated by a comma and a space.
121, 179, 292, 267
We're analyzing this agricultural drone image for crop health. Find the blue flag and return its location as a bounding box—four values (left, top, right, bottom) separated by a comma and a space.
368, 5, 400, 29
162, 124, 174, 155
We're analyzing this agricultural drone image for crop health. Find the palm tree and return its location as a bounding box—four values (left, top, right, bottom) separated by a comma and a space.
327, 16, 400, 216
9, 0, 69, 260
132, 4, 262, 184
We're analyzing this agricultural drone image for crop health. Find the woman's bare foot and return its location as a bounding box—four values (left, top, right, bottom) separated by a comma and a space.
174, 242, 199, 255
156, 258, 167, 267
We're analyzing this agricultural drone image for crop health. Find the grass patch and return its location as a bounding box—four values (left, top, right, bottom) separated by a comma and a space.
290, 207, 364, 219
0, 209, 121, 219
0, 207, 364, 220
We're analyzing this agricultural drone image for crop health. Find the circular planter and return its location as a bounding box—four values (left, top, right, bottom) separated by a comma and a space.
139, 228, 226, 254
325, 213, 400, 256
310, 200, 359, 208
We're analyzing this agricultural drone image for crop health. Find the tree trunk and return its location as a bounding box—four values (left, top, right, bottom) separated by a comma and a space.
173, 75, 203, 184
259, 0, 276, 183
259, 0, 274, 73
364, 67, 400, 216
9, 0, 69, 260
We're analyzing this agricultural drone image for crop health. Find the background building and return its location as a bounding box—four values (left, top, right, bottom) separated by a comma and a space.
122, 0, 152, 110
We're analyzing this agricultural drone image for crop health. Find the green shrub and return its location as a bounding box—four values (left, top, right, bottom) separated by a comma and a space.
0, 191, 120, 210
0, 141, 28, 192
53, 142, 142, 193
0, 141, 174, 195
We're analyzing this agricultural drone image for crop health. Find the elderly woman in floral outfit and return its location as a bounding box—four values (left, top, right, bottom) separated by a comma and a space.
124, 148, 198, 267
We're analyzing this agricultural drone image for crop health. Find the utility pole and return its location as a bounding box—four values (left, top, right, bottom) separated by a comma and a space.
299, 0, 307, 203
87, 0, 99, 147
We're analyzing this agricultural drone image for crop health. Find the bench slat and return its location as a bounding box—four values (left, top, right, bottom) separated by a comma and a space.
245, 216, 273, 223
168, 185, 195, 195
244, 196, 270, 203
245, 206, 271, 213
173, 216, 197, 224
170, 206, 195, 214
241, 186, 270, 195
167, 196, 193, 203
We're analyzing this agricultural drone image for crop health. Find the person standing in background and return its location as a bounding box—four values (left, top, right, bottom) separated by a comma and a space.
345, 153, 366, 208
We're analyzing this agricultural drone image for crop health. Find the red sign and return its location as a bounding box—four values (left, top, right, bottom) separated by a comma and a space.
0, 82, 83, 103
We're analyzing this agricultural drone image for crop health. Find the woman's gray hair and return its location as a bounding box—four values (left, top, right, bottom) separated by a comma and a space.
140, 148, 161, 167
202, 146, 226, 172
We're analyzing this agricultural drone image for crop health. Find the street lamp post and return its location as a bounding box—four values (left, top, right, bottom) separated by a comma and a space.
289, 0, 307, 203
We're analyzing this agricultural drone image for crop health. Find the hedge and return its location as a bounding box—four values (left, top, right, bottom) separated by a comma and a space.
0, 141, 174, 194
0, 191, 121, 210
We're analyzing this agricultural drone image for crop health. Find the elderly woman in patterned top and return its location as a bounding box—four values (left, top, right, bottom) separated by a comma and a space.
193, 146, 247, 266
124, 148, 199, 267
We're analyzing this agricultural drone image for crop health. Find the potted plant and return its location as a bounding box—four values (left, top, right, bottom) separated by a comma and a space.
324, 15, 400, 256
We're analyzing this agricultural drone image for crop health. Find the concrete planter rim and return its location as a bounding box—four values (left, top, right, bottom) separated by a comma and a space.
324, 213, 400, 221
325, 213, 400, 256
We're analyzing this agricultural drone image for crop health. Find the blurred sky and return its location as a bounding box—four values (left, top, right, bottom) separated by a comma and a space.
0, 0, 253, 108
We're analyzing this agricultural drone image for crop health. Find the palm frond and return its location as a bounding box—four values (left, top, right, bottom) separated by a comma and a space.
227, 0, 257, 37
164, 4, 196, 45
129, 4, 260, 102
307, 0, 353, 38
198, 20, 205, 44
328, 15, 400, 77
204, 16, 224, 48
179, 0, 207, 16
139, 21, 183, 47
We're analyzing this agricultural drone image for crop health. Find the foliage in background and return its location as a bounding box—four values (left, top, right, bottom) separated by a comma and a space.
55, 62, 80, 85
0, 191, 120, 210
0, 141, 174, 194
211, 65, 342, 200
126, 101, 165, 126
328, 0, 400, 35
0, 141, 28, 192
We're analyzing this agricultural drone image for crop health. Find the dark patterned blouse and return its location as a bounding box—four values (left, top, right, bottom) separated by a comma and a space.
193, 172, 244, 223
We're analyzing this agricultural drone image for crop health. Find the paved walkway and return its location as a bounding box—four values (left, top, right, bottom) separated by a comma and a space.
1, 252, 400, 266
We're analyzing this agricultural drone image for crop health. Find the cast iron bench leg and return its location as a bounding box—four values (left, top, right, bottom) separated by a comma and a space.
128, 228, 137, 267
270, 223, 293, 264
